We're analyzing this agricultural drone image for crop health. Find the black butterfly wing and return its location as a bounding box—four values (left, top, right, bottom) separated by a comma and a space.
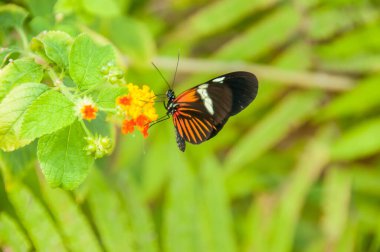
204, 71, 258, 116
172, 71, 258, 151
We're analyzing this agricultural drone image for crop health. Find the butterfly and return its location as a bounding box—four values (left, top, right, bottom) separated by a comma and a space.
150, 70, 258, 152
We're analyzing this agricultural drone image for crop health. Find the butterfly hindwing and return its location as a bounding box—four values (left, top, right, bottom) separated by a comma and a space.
173, 108, 215, 144
175, 127, 186, 152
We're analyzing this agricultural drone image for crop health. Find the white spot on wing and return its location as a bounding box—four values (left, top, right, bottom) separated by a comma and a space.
212, 76, 225, 83
197, 84, 214, 115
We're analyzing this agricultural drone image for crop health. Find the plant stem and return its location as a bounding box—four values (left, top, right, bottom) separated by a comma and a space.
15, 27, 29, 52
145, 56, 356, 92
79, 119, 92, 138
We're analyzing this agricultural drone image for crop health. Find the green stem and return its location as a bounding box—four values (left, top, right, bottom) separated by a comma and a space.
99, 107, 117, 113
15, 27, 29, 52
79, 119, 93, 138
79, 85, 101, 96
47, 69, 76, 102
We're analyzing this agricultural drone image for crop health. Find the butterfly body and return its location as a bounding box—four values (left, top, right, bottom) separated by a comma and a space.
164, 71, 258, 152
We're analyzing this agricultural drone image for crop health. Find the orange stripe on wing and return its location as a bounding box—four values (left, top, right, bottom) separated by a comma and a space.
174, 117, 184, 138
193, 117, 210, 135
178, 117, 190, 141
184, 119, 196, 143
191, 118, 207, 139
188, 119, 202, 143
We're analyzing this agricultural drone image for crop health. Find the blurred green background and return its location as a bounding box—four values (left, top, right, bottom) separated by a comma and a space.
1, 0, 380, 251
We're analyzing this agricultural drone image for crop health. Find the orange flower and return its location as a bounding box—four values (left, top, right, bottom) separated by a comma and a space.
136, 114, 149, 128
116, 83, 157, 138
122, 119, 136, 134
141, 125, 149, 138
135, 115, 151, 138
116, 95, 132, 107
81, 105, 98, 120
75, 97, 98, 121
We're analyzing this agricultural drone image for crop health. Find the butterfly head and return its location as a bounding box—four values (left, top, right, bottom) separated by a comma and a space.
166, 89, 175, 101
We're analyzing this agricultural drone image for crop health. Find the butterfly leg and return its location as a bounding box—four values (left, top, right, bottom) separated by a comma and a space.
148, 114, 170, 127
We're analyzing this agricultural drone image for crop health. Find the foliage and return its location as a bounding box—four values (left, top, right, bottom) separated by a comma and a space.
1, 0, 380, 251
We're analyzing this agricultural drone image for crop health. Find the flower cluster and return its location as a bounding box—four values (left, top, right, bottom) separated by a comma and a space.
116, 83, 158, 138
85, 135, 112, 159
101, 62, 126, 85
75, 97, 98, 121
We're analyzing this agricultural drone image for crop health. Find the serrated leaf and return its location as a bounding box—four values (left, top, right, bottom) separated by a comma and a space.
331, 118, 380, 161
0, 47, 19, 68
0, 83, 49, 151
96, 85, 128, 108
0, 58, 44, 101
31, 31, 73, 70
42, 185, 102, 252
69, 34, 115, 90
0, 213, 31, 252
6, 183, 67, 252
37, 121, 94, 190
105, 17, 155, 64
0, 4, 28, 29
82, 0, 122, 17
21, 89, 76, 140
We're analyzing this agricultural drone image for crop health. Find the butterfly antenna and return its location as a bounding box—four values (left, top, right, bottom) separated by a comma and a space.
152, 62, 171, 90
171, 52, 180, 89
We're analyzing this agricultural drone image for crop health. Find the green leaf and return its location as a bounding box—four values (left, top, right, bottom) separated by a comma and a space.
163, 0, 280, 51
268, 128, 332, 252
37, 121, 94, 190
118, 177, 159, 252
216, 5, 300, 60
0, 83, 49, 151
200, 157, 236, 252
224, 91, 322, 172
69, 34, 115, 90
321, 168, 351, 250
21, 89, 76, 140
318, 75, 380, 120
82, 0, 122, 17
42, 185, 102, 252
105, 17, 155, 64
96, 85, 128, 108
6, 183, 67, 252
331, 118, 380, 161
163, 154, 203, 252
86, 169, 135, 252
23, 0, 56, 17
0, 4, 28, 29
31, 31, 74, 70
0, 58, 44, 101
0, 47, 19, 68
0, 213, 31, 252
0, 143, 36, 174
